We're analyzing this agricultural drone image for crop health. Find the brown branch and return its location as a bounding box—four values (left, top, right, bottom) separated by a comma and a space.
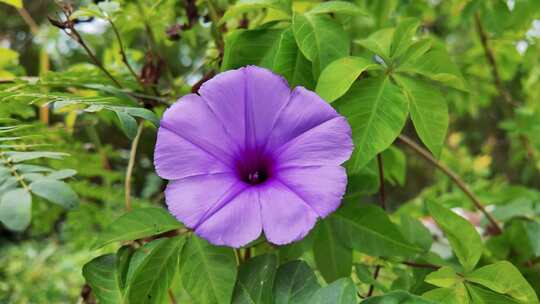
366, 265, 381, 297
124, 122, 144, 211
398, 134, 502, 234
474, 12, 517, 106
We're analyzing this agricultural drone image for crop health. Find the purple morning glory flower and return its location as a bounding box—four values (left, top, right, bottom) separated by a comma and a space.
154, 66, 353, 247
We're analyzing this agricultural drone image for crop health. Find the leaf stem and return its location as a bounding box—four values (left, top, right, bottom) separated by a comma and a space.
0, 152, 30, 192
398, 134, 502, 234
124, 123, 144, 211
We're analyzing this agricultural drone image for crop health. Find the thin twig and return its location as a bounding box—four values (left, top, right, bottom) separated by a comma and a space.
401, 261, 441, 270
398, 134, 502, 234
107, 18, 149, 92
366, 265, 381, 297
124, 123, 144, 211
474, 12, 517, 106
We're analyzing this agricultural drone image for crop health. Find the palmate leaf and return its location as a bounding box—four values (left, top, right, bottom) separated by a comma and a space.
273, 260, 321, 304
126, 236, 185, 304
422, 284, 469, 304
313, 218, 352, 283
222, 28, 284, 71
316, 56, 380, 103
232, 254, 278, 304
272, 28, 315, 89
334, 204, 424, 257
93, 207, 183, 249
427, 201, 482, 272
292, 13, 350, 76
466, 284, 523, 304
465, 261, 539, 303
179, 236, 237, 304
336, 76, 408, 172
393, 74, 448, 157
83, 254, 122, 304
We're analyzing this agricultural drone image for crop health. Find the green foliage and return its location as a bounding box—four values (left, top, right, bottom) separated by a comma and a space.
2, 0, 540, 303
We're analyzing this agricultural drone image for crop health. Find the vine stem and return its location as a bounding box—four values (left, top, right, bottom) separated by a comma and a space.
398, 134, 502, 234
124, 123, 144, 211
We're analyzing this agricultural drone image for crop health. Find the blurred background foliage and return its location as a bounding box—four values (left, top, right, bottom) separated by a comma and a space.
1, 0, 540, 303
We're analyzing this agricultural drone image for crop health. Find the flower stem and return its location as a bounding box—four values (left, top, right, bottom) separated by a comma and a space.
124, 123, 144, 211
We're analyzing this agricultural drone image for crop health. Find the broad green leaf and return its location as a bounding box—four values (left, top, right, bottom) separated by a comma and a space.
114, 110, 138, 139
0, 188, 31, 231
232, 254, 277, 304
334, 204, 423, 257
394, 75, 448, 157
525, 221, 540, 256
272, 28, 315, 89
465, 261, 538, 303
336, 76, 408, 171
308, 1, 368, 16
0, 0, 22, 9
314, 219, 352, 283
362, 290, 437, 303
221, 0, 290, 24
354, 264, 388, 293
398, 45, 467, 91
398, 214, 432, 252
30, 180, 79, 209
466, 284, 523, 304
427, 201, 482, 272
398, 38, 432, 65
422, 285, 468, 304
116, 245, 134, 292
126, 237, 185, 304
381, 146, 407, 186
309, 278, 356, 304
222, 29, 284, 71
316, 56, 379, 103
82, 254, 122, 304
274, 260, 321, 304
179, 236, 237, 304
425, 266, 461, 288
355, 28, 394, 64
93, 207, 182, 249
292, 13, 350, 75
390, 18, 420, 59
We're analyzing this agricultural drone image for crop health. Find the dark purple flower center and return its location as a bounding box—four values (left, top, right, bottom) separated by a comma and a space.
236, 151, 274, 185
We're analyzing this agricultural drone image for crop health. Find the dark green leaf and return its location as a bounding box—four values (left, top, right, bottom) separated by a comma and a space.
232, 254, 277, 304
354, 264, 388, 293
93, 207, 182, 249
222, 29, 284, 71
309, 278, 357, 304
114, 110, 138, 139
272, 28, 315, 89
274, 260, 321, 304
398, 214, 432, 252
82, 254, 122, 304
314, 219, 352, 283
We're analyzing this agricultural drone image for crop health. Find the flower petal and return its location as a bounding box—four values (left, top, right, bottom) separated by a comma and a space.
154, 127, 232, 180
274, 116, 353, 167
259, 180, 318, 245
265, 86, 339, 152
158, 93, 239, 168
276, 166, 347, 217
165, 173, 242, 228
195, 187, 262, 247
199, 66, 291, 150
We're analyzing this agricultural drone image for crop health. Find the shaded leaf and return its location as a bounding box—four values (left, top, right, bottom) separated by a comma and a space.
232, 254, 277, 304
222, 29, 284, 71
272, 28, 315, 89
82, 254, 122, 304
309, 278, 357, 304
274, 260, 321, 304
30, 179, 78, 209
314, 218, 352, 283
0, 188, 31, 231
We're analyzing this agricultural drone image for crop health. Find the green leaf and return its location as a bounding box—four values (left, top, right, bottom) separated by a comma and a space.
390, 18, 420, 59
394, 75, 448, 157
398, 214, 432, 252
427, 201, 482, 272
48, 169, 77, 180
336, 76, 408, 171
114, 110, 138, 139
93, 207, 182, 249
314, 219, 352, 283
422, 285, 468, 304
398, 38, 432, 65
30, 180, 78, 209
525, 221, 540, 256
119, 107, 160, 127
220, 0, 290, 24
308, 1, 368, 16
116, 245, 134, 293
82, 254, 122, 304
354, 264, 388, 293
274, 260, 321, 304
381, 146, 407, 186
425, 266, 461, 288
4, 151, 68, 162
334, 204, 423, 257
272, 28, 315, 89
0, 47, 19, 67
309, 278, 357, 304
465, 261, 538, 303
0, 0, 22, 9
316, 56, 379, 103
292, 13, 350, 76
0, 188, 31, 231
179, 236, 237, 304
355, 28, 394, 64
362, 290, 437, 303
126, 237, 185, 304
466, 284, 523, 304
232, 254, 277, 304
222, 29, 284, 71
